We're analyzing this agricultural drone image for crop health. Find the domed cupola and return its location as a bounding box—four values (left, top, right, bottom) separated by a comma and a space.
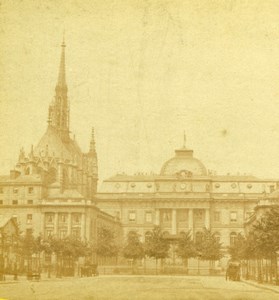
160, 134, 207, 176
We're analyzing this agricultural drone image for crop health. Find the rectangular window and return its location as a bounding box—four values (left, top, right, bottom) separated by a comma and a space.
72, 214, 81, 224
214, 211, 220, 222
0, 188, 3, 193
128, 211, 136, 222
12, 200, 18, 205
0, 200, 3, 205
59, 214, 67, 223
27, 214, 32, 224
27, 200, 33, 205
230, 212, 237, 223
270, 185, 275, 193
46, 213, 54, 223
28, 187, 34, 194
145, 211, 152, 223
13, 188, 18, 194
160, 209, 171, 223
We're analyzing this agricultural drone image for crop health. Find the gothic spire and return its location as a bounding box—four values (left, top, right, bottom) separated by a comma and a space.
89, 127, 96, 154
48, 36, 70, 141
56, 37, 67, 89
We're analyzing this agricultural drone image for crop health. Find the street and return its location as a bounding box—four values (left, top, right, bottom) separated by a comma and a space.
0, 276, 278, 300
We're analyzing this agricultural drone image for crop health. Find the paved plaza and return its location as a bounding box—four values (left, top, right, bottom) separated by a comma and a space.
0, 276, 278, 300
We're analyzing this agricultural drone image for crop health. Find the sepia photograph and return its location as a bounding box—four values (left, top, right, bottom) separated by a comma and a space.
1, 0, 279, 299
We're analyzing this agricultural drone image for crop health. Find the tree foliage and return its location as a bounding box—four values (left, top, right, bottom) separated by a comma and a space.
232, 207, 279, 261
123, 232, 145, 262
176, 231, 196, 261
195, 228, 223, 262
48, 235, 90, 259
95, 227, 119, 258
144, 226, 170, 261
252, 207, 279, 258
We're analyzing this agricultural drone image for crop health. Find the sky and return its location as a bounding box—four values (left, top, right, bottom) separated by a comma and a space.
1, 0, 279, 182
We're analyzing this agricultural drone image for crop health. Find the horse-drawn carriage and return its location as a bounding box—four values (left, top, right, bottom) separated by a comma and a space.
80, 264, 98, 277
226, 261, 240, 281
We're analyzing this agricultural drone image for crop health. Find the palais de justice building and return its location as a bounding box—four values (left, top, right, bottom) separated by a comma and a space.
0, 41, 278, 252
97, 144, 278, 247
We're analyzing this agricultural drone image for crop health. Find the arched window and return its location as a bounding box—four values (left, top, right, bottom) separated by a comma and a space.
145, 231, 152, 242
230, 232, 237, 246
25, 167, 30, 175
47, 167, 57, 185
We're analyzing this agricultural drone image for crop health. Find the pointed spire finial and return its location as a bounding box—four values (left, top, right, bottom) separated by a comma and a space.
183, 131, 186, 148
56, 35, 67, 88
62, 30, 65, 47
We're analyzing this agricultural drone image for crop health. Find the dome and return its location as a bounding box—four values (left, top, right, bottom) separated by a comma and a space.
160, 147, 207, 176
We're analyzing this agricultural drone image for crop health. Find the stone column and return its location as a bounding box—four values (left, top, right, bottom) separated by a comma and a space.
171, 209, 177, 235
188, 209, 193, 237
205, 209, 210, 229
81, 213, 85, 240
54, 213, 58, 236
155, 209, 160, 225
67, 213, 72, 236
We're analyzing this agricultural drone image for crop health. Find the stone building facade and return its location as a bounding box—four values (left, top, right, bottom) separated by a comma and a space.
97, 144, 278, 249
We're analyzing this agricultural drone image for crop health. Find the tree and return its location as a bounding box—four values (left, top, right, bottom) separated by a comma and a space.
18, 231, 43, 274
228, 233, 247, 261
228, 208, 279, 283
176, 231, 196, 272
250, 207, 279, 283
95, 227, 119, 265
123, 232, 144, 273
45, 235, 90, 277
144, 226, 170, 274
195, 228, 223, 274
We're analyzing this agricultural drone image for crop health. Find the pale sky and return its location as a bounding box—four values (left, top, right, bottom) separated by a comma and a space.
1, 0, 279, 182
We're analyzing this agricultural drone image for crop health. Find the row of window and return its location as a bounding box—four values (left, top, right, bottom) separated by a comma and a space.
0, 187, 34, 194
128, 211, 152, 222
127, 210, 252, 223
0, 200, 34, 205
45, 213, 81, 224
